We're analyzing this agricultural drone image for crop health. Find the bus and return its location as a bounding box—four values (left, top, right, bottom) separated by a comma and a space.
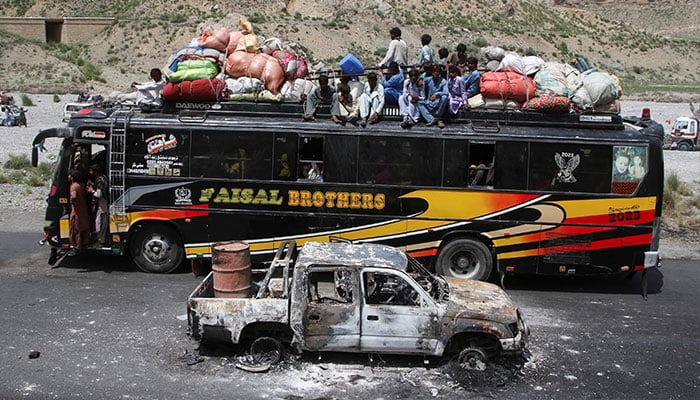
31, 101, 664, 282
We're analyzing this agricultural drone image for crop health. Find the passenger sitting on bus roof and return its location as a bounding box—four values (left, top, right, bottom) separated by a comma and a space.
302, 74, 335, 122
445, 43, 468, 75
337, 73, 363, 103
331, 84, 359, 125
378, 61, 404, 106
447, 65, 468, 115
131, 68, 167, 108
399, 69, 424, 129
463, 56, 481, 99
358, 72, 385, 127
417, 64, 448, 129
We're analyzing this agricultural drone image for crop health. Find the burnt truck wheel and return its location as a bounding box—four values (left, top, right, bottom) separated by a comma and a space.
436, 238, 492, 281
250, 336, 283, 365
677, 142, 693, 151
130, 224, 184, 273
457, 347, 487, 370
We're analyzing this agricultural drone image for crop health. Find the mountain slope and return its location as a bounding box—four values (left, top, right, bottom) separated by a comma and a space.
0, 0, 698, 99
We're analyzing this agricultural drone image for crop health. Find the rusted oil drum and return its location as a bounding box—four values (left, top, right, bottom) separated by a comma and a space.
212, 241, 251, 298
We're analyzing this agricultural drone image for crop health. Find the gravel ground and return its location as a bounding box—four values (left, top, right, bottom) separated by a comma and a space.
1, 95, 698, 258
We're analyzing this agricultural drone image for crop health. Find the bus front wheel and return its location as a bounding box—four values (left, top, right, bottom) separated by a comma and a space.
436, 238, 492, 281
130, 224, 184, 273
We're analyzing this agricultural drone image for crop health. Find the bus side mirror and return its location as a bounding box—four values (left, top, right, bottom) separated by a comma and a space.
31, 146, 38, 167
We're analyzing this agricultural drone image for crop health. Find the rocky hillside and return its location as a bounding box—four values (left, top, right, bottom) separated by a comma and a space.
0, 0, 698, 99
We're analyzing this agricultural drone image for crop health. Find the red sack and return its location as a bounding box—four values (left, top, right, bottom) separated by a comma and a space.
196, 28, 230, 52
226, 31, 243, 54
162, 78, 224, 101
480, 71, 535, 103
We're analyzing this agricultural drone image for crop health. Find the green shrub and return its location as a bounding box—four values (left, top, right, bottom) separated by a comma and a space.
53, 94, 61, 103
666, 172, 681, 192
4, 154, 31, 170
20, 94, 34, 106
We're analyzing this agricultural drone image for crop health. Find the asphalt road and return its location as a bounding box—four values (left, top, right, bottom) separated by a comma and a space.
0, 231, 698, 399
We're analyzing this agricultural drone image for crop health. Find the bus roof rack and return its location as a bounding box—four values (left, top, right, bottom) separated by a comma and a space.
158, 100, 624, 130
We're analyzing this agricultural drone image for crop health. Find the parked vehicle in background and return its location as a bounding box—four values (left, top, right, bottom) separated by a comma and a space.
665, 116, 698, 151
62, 103, 95, 122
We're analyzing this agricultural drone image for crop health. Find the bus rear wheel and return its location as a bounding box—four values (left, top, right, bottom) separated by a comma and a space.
436, 238, 492, 281
130, 224, 184, 273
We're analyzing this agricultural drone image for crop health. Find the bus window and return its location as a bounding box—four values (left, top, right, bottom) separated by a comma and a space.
611, 145, 646, 194
299, 136, 324, 181
126, 129, 189, 178
468, 143, 494, 186
494, 141, 528, 190
443, 140, 468, 187
324, 136, 357, 183
529, 143, 612, 193
359, 137, 441, 186
274, 132, 296, 181
191, 131, 272, 179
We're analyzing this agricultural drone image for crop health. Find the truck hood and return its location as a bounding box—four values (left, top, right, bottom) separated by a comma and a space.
443, 278, 518, 325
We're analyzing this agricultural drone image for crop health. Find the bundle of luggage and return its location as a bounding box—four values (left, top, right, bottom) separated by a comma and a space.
473, 46, 621, 113
162, 18, 310, 102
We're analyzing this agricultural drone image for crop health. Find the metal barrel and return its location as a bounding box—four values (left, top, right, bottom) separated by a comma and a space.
211, 241, 251, 298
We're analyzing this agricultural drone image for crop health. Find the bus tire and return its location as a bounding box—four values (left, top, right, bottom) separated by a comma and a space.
130, 223, 184, 273
435, 238, 492, 281
677, 141, 693, 151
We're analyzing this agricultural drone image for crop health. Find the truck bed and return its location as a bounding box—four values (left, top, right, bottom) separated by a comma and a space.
187, 272, 290, 343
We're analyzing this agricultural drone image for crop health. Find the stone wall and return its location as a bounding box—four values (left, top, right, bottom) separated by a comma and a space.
0, 17, 114, 44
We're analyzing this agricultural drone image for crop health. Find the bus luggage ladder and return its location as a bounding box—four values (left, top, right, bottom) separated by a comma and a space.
109, 110, 132, 226
256, 240, 297, 299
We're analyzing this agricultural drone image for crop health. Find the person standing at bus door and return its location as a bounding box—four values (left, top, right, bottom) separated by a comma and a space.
3, 106, 11, 127
131, 68, 167, 109
418, 34, 435, 65
358, 72, 385, 127
447, 65, 468, 115
378, 62, 404, 106
379, 27, 408, 68
302, 74, 334, 121
87, 164, 109, 247
68, 169, 90, 255
399, 69, 424, 129
331, 84, 359, 125
418, 64, 448, 129
463, 56, 481, 99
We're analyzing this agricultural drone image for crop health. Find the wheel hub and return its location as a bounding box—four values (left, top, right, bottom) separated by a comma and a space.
144, 236, 170, 263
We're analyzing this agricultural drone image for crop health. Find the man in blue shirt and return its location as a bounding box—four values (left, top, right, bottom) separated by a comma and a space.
378, 61, 404, 106
417, 64, 448, 128
463, 56, 481, 99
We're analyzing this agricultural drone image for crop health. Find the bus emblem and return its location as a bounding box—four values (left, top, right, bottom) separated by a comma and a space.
175, 187, 192, 205
552, 152, 580, 184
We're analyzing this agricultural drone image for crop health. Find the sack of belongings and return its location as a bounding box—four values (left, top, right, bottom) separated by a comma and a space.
522, 95, 571, 113
280, 78, 316, 102
234, 18, 260, 53
169, 59, 219, 83
162, 78, 225, 101
534, 62, 582, 98
481, 46, 506, 62
167, 46, 227, 74
225, 52, 285, 94
226, 77, 263, 94
195, 27, 230, 53
480, 71, 536, 103
483, 97, 521, 110
571, 70, 621, 111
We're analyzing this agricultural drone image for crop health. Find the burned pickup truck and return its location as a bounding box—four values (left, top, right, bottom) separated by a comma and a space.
187, 241, 529, 367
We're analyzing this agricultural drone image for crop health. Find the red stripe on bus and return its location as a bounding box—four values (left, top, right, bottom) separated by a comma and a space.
540, 233, 652, 255
566, 209, 655, 225
409, 249, 438, 258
